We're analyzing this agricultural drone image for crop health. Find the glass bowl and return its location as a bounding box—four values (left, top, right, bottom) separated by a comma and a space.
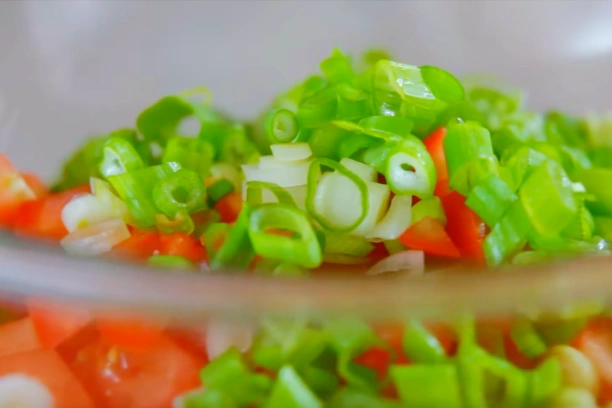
2, 2, 612, 407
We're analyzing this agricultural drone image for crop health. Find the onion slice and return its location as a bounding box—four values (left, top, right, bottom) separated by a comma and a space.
367, 195, 413, 240
367, 250, 425, 276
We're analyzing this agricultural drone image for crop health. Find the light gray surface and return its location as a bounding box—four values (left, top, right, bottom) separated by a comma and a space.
1, 0, 612, 177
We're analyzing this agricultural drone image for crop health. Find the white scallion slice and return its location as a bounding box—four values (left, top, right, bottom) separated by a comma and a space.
339, 158, 377, 182
0, 374, 54, 408
61, 219, 131, 257
270, 143, 312, 162
367, 195, 413, 240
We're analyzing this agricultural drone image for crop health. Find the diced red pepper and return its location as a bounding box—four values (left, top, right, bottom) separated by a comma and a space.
423, 128, 451, 197
159, 232, 207, 263
0, 318, 42, 357
97, 316, 166, 352
398, 216, 460, 258
440, 191, 486, 263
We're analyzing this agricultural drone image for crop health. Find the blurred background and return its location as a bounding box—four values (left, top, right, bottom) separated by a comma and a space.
1, 0, 612, 178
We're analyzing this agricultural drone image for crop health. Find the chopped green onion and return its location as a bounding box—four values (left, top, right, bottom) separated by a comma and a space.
155, 211, 195, 235
137, 94, 219, 143
306, 158, 370, 232
372, 60, 451, 116
411, 196, 446, 226
148, 254, 195, 270
153, 169, 207, 217
297, 87, 338, 129
203, 222, 232, 260
336, 84, 370, 120
466, 87, 522, 130
575, 168, 612, 216
248, 203, 322, 268
390, 364, 463, 408
519, 160, 577, 236
263, 366, 323, 408
444, 121, 498, 196
246, 181, 297, 207
162, 136, 214, 177
419, 65, 465, 103
491, 112, 545, 157
323, 231, 374, 257
206, 179, 235, 207
324, 318, 378, 390
270, 143, 313, 162
483, 201, 532, 266
307, 125, 350, 160
510, 319, 547, 359
588, 146, 612, 169
481, 353, 529, 408
320, 48, 354, 84
338, 158, 377, 182
384, 136, 437, 198
527, 358, 562, 408
327, 389, 402, 408
181, 389, 235, 408
99, 136, 145, 178
210, 206, 255, 270
594, 216, 612, 240
265, 109, 299, 144
402, 320, 446, 363
200, 348, 272, 407
562, 204, 594, 241
466, 175, 517, 227
500, 147, 549, 190
367, 195, 414, 240
108, 162, 182, 228
358, 116, 414, 138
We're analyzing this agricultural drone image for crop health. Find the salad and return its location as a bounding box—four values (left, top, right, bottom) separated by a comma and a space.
0, 48, 612, 407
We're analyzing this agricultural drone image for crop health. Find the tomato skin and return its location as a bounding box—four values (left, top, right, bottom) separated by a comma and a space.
215, 192, 242, 223
398, 216, 461, 258
159, 232, 207, 263
0, 349, 95, 408
111, 229, 161, 261
354, 346, 392, 381
69, 337, 204, 408
97, 317, 166, 352
440, 191, 486, 263
27, 300, 91, 349
0, 157, 46, 228
573, 317, 612, 404
13, 185, 89, 241
0, 318, 42, 357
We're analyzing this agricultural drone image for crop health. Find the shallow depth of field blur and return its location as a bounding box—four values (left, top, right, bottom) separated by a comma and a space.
1, 0, 612, 180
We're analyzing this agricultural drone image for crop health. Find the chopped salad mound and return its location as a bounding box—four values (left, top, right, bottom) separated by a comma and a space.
0, 49, 612, 407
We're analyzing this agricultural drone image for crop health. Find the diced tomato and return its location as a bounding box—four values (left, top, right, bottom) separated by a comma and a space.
13, 185, 89, 241
368, 242, 389, 262
21, 173, 48, 198
215, 191, 242, 223
97, 317, 166, 352
354, 346, 392, 380
0, 318, 42, 357
70, 337, 204, 408
27, 300, 91, 349
503, 333, 537, 370
440, 192, 486, 263
426, 322, 458, 356
159, 232, 207, 263
0, 157, 44, 228
573, 317, 612, 404
0, 349, 95, 408
166, 328, 209, 362
111, 229, 161, 261
398, 216, 460, 258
